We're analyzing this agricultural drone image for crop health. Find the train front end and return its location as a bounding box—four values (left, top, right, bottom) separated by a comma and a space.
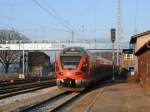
56, 47, 89, 90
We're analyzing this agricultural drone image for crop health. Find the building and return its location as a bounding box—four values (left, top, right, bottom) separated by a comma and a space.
130, 30, 150, 87
121, 49, 137, 73
28, 51, 50, 77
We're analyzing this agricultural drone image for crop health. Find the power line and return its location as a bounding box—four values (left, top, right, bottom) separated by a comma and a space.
76, 28, 108, 31
42, 0, 75, 31
0, 15, 57, 30
32, 0, 73, 31
0, 15, 74, 35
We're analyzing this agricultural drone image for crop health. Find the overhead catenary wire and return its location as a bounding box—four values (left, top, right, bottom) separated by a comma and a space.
42, 0, 76, 31
0, 19, 72, 32
32, 0, 74, 32
0, 15, 60, 31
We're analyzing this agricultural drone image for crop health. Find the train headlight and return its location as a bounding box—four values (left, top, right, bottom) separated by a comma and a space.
83, 63, 88, 67
75, 72, 81, 75
59, 72, 64, 75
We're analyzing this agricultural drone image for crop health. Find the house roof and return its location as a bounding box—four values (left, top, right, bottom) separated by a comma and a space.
130, 30, 150, 44
135, 40, 150, 55
122, 49, 133, 54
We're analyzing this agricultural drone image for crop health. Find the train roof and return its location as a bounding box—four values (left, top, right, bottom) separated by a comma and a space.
96, 56, 112, 63
60, 47, 87, 56
63, 47, 85, 51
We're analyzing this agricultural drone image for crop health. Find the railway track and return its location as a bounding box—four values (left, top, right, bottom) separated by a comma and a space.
0, 80, 56, 99
21, 90, 82, 112
0, 78, 111, 112
20, 80, 110, 112
0, 79, 46, 87
0, 78, 113, 112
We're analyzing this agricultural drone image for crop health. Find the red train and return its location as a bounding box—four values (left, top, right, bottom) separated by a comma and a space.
56, 47, 113, 91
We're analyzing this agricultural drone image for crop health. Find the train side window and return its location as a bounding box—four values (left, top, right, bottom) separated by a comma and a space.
56, 63, 59, 71
81, 63, 89, 72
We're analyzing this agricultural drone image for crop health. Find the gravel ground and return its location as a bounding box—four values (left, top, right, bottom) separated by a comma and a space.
0, 86, 63, 112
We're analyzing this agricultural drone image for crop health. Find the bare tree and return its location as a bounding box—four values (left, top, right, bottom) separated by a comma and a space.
0, 29, 29, 73
0, 50, 20, 73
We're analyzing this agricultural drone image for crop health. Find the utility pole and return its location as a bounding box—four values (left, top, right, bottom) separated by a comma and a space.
71, 31, 74, 42
117, 0, 124, 71
82, 25, 84, 38
22, 50, 25, 79
55, 50, 57, 73
94, 39, 97, 49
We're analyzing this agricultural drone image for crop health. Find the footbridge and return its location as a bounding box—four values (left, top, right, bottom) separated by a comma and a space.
0, 41, 128, 51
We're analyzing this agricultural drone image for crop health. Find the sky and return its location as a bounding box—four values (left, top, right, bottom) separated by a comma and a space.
0, 0, 150, 42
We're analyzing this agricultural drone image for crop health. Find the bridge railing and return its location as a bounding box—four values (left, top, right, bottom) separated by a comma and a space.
0, 41, 129, 50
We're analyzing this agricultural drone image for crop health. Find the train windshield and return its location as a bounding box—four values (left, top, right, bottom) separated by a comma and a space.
61, 56, 81, 70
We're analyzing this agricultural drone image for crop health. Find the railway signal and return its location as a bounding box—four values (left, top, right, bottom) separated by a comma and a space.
111, 28, 116, 43
111, 28, 116, 81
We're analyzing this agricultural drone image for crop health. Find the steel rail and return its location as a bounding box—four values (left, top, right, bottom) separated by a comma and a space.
21, 91, 81, 112
0, 80, 56, 99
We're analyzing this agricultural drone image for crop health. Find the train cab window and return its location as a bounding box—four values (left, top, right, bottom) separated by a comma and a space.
61, 56, 81, 70
56, 63, 59, 71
